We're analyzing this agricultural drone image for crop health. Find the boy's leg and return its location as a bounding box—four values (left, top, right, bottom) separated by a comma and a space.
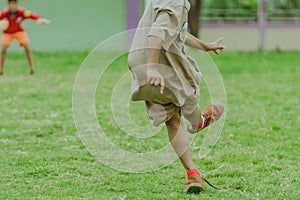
0, 33, 13, 76
165, 112, 204, 193
23, 44, 34, 75
185, 103, 224, 133
0, 45, 9, 75
15, 32, 34, 75
183, 105, 201, 129
166, 112, 195, 170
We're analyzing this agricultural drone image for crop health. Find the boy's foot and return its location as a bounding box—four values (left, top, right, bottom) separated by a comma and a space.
29, 69, 35, 75
182, 174, 221, 194
183, 174, 204, 194
187, 102, 224, 134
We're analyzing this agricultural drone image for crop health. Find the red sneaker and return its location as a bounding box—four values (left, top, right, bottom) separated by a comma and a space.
182, 174, 221, 194
183, 174, 204, 194
187, 102, 224, 134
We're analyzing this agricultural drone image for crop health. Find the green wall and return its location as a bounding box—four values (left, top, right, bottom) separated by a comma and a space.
0, 0, 125, 51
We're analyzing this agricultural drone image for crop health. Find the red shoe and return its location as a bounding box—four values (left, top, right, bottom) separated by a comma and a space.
187, 102, 224, 134
183, 174, 204, 194
182, 174, 221, 194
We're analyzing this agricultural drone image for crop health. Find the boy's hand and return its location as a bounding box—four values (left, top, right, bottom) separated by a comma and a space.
206, 37, 225, 55
0, 22, 8, 30
147, 65, 165, 94
36, 18, 51, 24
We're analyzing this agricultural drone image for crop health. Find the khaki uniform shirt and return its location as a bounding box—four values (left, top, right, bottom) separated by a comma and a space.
128, 0, 201, 123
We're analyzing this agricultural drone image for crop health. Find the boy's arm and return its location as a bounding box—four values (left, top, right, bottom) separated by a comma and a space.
147, 36, 165, 94
36, 18, 51, 24
185, 32, 225, 55
23, 10, 50, 24
0, 10, 8, 29
0, 10, 7, 20
0, 21, 7, 29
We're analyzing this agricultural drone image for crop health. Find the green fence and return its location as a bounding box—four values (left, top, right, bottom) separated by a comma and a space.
201, 0, 300, 23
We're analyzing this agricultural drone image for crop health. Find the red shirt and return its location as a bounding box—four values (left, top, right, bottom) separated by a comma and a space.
0, 8, 40, 33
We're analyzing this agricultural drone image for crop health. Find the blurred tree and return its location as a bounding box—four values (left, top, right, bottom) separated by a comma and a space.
188, 0, 202, 37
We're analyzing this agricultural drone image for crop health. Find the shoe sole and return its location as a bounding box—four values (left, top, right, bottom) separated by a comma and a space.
203, 102, 224, 125
185, 183, 203, 194
187, 102, 224, 134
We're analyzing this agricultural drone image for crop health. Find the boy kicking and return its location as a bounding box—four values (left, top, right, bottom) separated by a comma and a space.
0, 0, 50, 76
128, 0, 225, 194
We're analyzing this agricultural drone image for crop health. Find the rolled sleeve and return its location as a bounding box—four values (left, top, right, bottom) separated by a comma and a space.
148, 6, 183, 50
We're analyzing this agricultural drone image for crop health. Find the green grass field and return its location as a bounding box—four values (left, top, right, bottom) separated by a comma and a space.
0, 51, 299, 199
